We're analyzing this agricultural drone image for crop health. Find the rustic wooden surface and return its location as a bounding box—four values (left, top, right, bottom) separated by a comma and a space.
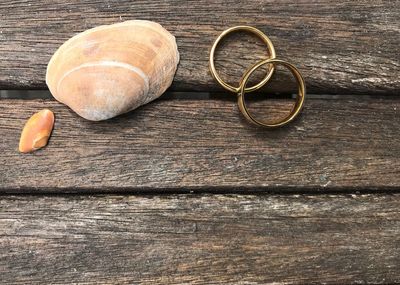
0, 0, 399, 94
1, 194, 399, 284
1, 0, 399, 282
0, 97, 399, 193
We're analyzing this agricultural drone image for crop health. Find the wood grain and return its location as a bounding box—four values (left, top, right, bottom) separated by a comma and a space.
0, 0, 398, 94
0, 98, 399, 193
1, 194, 399, 284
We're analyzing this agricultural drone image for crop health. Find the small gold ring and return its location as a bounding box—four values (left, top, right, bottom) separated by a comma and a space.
209, 26, 276, 93
238, 59, 306, 128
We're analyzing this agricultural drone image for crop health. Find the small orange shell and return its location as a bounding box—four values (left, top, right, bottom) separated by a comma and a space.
19, 109, 55, 153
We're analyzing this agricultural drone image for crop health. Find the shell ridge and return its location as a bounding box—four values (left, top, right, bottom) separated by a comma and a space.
56, 60, 150, 97
55, 21, 177, 60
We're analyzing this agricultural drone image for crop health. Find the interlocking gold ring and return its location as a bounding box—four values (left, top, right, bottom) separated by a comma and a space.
238, 59, 306, 128
209, 26, 276, 93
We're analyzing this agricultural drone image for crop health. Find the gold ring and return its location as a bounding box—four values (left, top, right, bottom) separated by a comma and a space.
238, 59, 306, 128
209, 26, 276, 93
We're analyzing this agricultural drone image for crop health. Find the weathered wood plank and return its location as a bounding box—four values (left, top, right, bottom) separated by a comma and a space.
0, 98, 399, 193
0, 0, 398, 94
1, 194, 399, 284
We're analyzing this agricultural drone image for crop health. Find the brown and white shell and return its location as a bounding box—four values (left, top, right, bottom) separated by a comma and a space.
46, 20, 179, 121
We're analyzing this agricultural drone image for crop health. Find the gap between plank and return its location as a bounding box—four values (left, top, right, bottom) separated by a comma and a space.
1, 90, 400, 100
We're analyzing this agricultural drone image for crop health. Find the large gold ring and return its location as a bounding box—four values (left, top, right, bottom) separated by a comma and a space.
209, 26, 276, 93
238, 59, 306, 128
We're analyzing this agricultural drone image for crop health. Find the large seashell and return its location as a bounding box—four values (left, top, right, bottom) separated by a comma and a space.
46, 20, 179, 121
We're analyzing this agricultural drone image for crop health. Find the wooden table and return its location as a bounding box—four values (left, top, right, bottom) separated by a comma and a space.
1, 1, 399, 284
